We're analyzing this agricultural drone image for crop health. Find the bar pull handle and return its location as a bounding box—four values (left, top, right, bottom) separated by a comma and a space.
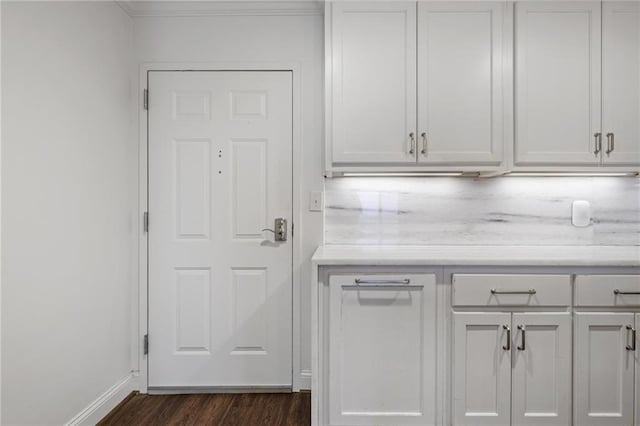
503, 325, 511, 351
491, 289, 536, 295
409, 133, 415, 154
606, 132, 615, 156
421, 132, 428, 155
614, 289, 640, 295
594, 132, 602, 156
517, 325, 526, 351
627, 325, 636, 351
355, 278, 410, 285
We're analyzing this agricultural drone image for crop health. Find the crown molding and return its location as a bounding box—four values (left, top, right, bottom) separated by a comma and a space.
116, 1, 324, 17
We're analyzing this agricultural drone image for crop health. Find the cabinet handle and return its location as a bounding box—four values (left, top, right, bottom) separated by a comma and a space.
421, 132, 428, 155
606, 132, 615, 156
503, 325, 511, 351
517, 325, 526, 351
594, 132, 602, 156
409, 132, 415, 154
613, 289, 640, 295
491, 289, 536, 295
355, 278, 410, 285
627, 325, 636, 351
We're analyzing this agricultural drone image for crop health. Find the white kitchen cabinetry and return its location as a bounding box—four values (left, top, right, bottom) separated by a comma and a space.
574, 274, 640, 425
327, 273, 437, 425
574, 313, 635, 425
453, 312, 571, 426
602, 2, 640, 166
417, 2, 505, 167
452, 312, 511, 426
326, 1, 507, 173
327, 2, 417, 165
515, 1, 639, 170
515, 1, 602, 167
452, 274, 572, 426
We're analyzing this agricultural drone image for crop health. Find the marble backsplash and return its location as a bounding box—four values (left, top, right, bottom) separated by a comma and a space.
324, 177, 640, 246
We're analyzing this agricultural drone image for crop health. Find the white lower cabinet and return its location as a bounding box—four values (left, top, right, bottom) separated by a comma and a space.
453, 312, 571, 426
327, 273, 437, 425
574, 313, 636, 426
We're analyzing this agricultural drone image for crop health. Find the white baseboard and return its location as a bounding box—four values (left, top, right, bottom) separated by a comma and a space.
66, 372, 138, 426
298, 369, 311, 391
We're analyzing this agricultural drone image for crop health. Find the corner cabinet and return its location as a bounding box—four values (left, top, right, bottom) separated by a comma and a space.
325, 1, 508, 174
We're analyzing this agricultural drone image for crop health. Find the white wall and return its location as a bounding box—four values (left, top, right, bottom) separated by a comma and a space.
134, 11, 324, 388
1, 2, 136, 424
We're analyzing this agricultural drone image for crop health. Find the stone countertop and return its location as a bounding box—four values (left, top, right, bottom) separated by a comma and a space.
312, 245, 640, 267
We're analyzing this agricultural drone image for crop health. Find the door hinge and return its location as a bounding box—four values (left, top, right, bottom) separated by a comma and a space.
144, 334, 149, 355
291, 221, 294, 237
143, 89, 149, 110
143, 212, 149, 233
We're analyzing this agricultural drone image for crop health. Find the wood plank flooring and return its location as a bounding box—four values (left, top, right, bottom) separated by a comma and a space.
98, 392, 311, 426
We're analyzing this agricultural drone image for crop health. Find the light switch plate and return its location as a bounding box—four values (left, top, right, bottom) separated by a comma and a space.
309, 191, 323, 212
572, 200, 591, 227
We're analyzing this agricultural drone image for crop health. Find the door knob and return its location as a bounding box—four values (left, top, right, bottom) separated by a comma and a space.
262, 218, 287, 242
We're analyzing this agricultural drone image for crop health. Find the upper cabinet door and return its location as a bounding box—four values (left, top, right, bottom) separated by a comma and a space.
417, 2, 505, 166
328, 2, 417, 165
515, 2, 602, 166
602, 2, 640, 166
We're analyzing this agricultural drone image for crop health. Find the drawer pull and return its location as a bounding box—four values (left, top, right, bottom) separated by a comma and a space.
614, 289, 640, 295
503, 325, 511, 351
517, 325, 526, 351
355, 278, 410, 285
345, 278, 423, 290
627, 325, 637, 351
491, 288, 536, 295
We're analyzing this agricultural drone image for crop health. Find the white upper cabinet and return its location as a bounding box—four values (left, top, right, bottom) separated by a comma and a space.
515, 1, 602, 167
602, 2, 640, 166
328, 2, 417, 165
417, 2, 505, 166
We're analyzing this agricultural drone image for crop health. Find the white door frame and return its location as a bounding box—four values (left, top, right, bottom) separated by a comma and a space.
136, 62, 304, 393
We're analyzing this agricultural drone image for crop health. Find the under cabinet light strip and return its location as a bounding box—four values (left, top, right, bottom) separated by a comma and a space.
506, 172, 638, 177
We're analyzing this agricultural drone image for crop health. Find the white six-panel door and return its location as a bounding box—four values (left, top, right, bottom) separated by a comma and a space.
453, 312, 511, 426
575, 312, 635, 426
417, 2, 504, 166
511, 313, 571, 426
329, 2, 417, 164
602, 1, 640, 166
515, 1, 602, 166
328, 274, 436, 425
148, 71, 293, 388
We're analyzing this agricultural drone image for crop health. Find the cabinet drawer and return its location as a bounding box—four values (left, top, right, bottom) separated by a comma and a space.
575, 275, 640, 307
452, 274, 571, 307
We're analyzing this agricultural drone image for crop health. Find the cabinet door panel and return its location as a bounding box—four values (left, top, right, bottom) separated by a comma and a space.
511, 313, 571, 426
515, 2, 601, 166
602, 2, 640, 166
575, 313, 634, 426
330, 2, 417, 164
453, 312, 511, 426
328, 274, 436, 425
417, 2, 504, 165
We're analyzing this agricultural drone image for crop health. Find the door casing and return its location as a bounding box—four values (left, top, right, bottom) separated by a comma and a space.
136, 62, 305, 393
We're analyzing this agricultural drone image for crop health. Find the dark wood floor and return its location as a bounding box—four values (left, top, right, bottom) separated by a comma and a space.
98, 392, 311, 426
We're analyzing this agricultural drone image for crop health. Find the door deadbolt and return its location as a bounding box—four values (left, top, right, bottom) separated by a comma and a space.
262, 218, 287, 242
